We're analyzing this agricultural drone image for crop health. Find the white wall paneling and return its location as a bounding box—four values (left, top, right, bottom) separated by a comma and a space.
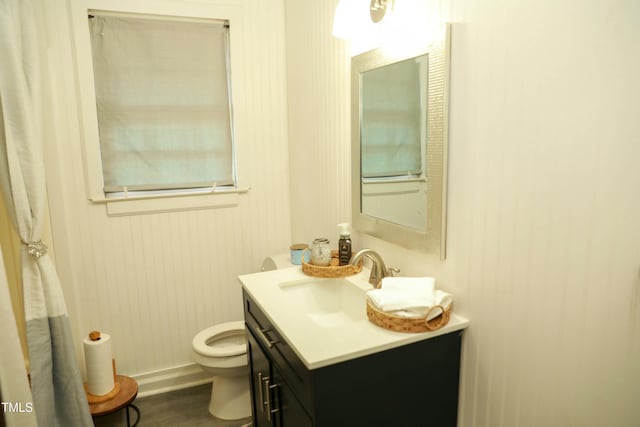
285, 0, 352, 245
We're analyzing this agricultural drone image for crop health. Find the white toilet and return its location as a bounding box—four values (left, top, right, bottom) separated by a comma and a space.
191, 254, 292, 420
192, 321, 250, 420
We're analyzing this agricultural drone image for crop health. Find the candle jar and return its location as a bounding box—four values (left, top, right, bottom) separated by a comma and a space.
289, 243, 310, 265
310, 238, 331, 266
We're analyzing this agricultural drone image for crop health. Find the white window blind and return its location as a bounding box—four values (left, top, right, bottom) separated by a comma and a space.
89, 13, 235, 193
361, 57, 423, 178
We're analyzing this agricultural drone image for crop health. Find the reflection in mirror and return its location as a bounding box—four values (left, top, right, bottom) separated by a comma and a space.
351, 25, 450, 257
360, 54, 427, 231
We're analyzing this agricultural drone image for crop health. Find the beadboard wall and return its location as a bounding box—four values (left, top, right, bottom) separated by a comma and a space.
285, 1, 640, 427
286, 0, 352, 244
42, 0, 291, 393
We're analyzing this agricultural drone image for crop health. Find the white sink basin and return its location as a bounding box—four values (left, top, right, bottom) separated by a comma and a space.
239, 266, 469, 369
278, 278, 367, 327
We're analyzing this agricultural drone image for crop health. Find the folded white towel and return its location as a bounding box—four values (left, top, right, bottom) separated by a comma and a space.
367, 288, 434, 312
388, 290, 453, 320
368, 277, 435, 311
367, 281, 453, 320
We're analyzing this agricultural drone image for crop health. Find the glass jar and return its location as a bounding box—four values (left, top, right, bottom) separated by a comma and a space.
310, 238, 331, 266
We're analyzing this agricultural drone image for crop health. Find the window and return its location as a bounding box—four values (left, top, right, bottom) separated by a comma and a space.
88, 12, 235, 196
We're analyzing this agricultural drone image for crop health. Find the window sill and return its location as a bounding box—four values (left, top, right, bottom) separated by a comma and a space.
362, 176, 425, 184
89, 187, 250, 216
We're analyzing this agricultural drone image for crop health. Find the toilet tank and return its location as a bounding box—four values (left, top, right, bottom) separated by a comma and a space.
261, 253, 294, 271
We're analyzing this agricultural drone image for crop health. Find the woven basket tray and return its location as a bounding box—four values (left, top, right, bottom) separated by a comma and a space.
366, 298, 451, 333
301, 250, 362, 278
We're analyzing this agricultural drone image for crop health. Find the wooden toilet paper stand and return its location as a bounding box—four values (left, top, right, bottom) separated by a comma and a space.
84, 375, 140, 426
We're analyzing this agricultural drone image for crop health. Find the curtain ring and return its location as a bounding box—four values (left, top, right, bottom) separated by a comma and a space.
22, 240, 48, 259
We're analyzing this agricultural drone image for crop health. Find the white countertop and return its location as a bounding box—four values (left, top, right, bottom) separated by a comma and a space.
239, 266, 469, 370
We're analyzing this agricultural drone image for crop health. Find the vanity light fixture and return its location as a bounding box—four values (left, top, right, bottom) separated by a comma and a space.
332, 0, 395, 39
332, 0, 356, 39
369, 0, 394, 24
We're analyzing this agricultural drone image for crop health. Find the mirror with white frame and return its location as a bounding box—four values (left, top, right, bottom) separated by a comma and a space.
351, 25, 450, 257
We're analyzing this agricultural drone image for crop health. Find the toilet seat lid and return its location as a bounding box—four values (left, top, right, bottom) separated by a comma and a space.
193, 321, 247, 358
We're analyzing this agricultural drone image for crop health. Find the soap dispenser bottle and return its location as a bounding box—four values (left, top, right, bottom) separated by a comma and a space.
338, 223, 352, 266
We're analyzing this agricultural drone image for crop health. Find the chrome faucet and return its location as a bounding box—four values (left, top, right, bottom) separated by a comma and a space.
349, 249, 399, 288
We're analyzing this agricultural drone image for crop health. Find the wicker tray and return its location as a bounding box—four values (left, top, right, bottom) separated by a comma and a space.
366, 298, 451, 333
301, 250, 362, 278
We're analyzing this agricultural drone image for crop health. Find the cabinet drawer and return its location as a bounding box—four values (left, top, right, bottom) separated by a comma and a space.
243, 290, 312, 412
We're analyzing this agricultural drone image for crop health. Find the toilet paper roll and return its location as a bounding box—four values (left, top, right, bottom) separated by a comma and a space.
83, 331, 115, 396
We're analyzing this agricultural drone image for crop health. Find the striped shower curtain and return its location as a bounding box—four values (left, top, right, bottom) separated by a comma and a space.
0, 0, 93, 426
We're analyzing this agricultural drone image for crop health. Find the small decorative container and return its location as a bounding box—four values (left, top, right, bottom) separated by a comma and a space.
289, 243, 310, 265
310, 238, 331, 266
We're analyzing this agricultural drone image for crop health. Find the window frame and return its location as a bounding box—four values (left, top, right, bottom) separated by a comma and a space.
71, 0, 249, 215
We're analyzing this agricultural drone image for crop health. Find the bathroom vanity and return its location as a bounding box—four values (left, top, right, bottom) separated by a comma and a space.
240, 267, 469, 426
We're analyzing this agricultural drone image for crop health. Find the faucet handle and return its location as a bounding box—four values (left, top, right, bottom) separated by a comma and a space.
386, 267, 400, 277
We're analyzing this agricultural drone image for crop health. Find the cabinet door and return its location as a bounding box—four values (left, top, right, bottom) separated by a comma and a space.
247, 330, 274, 427
248, 328, 313, 427
271, 366, 313, 427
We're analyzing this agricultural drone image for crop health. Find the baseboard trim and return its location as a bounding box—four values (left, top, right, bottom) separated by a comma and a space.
132, 363, 212, 398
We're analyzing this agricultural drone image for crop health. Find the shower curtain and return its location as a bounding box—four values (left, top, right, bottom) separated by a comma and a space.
0, 243, 36, 427
0, 0, 93, 426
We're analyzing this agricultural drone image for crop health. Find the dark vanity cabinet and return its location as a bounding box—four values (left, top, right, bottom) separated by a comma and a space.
243, 290, 463, 427
247, 331, 312, 426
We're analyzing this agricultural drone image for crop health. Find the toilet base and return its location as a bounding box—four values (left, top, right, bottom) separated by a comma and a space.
209, 373, 251, 420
